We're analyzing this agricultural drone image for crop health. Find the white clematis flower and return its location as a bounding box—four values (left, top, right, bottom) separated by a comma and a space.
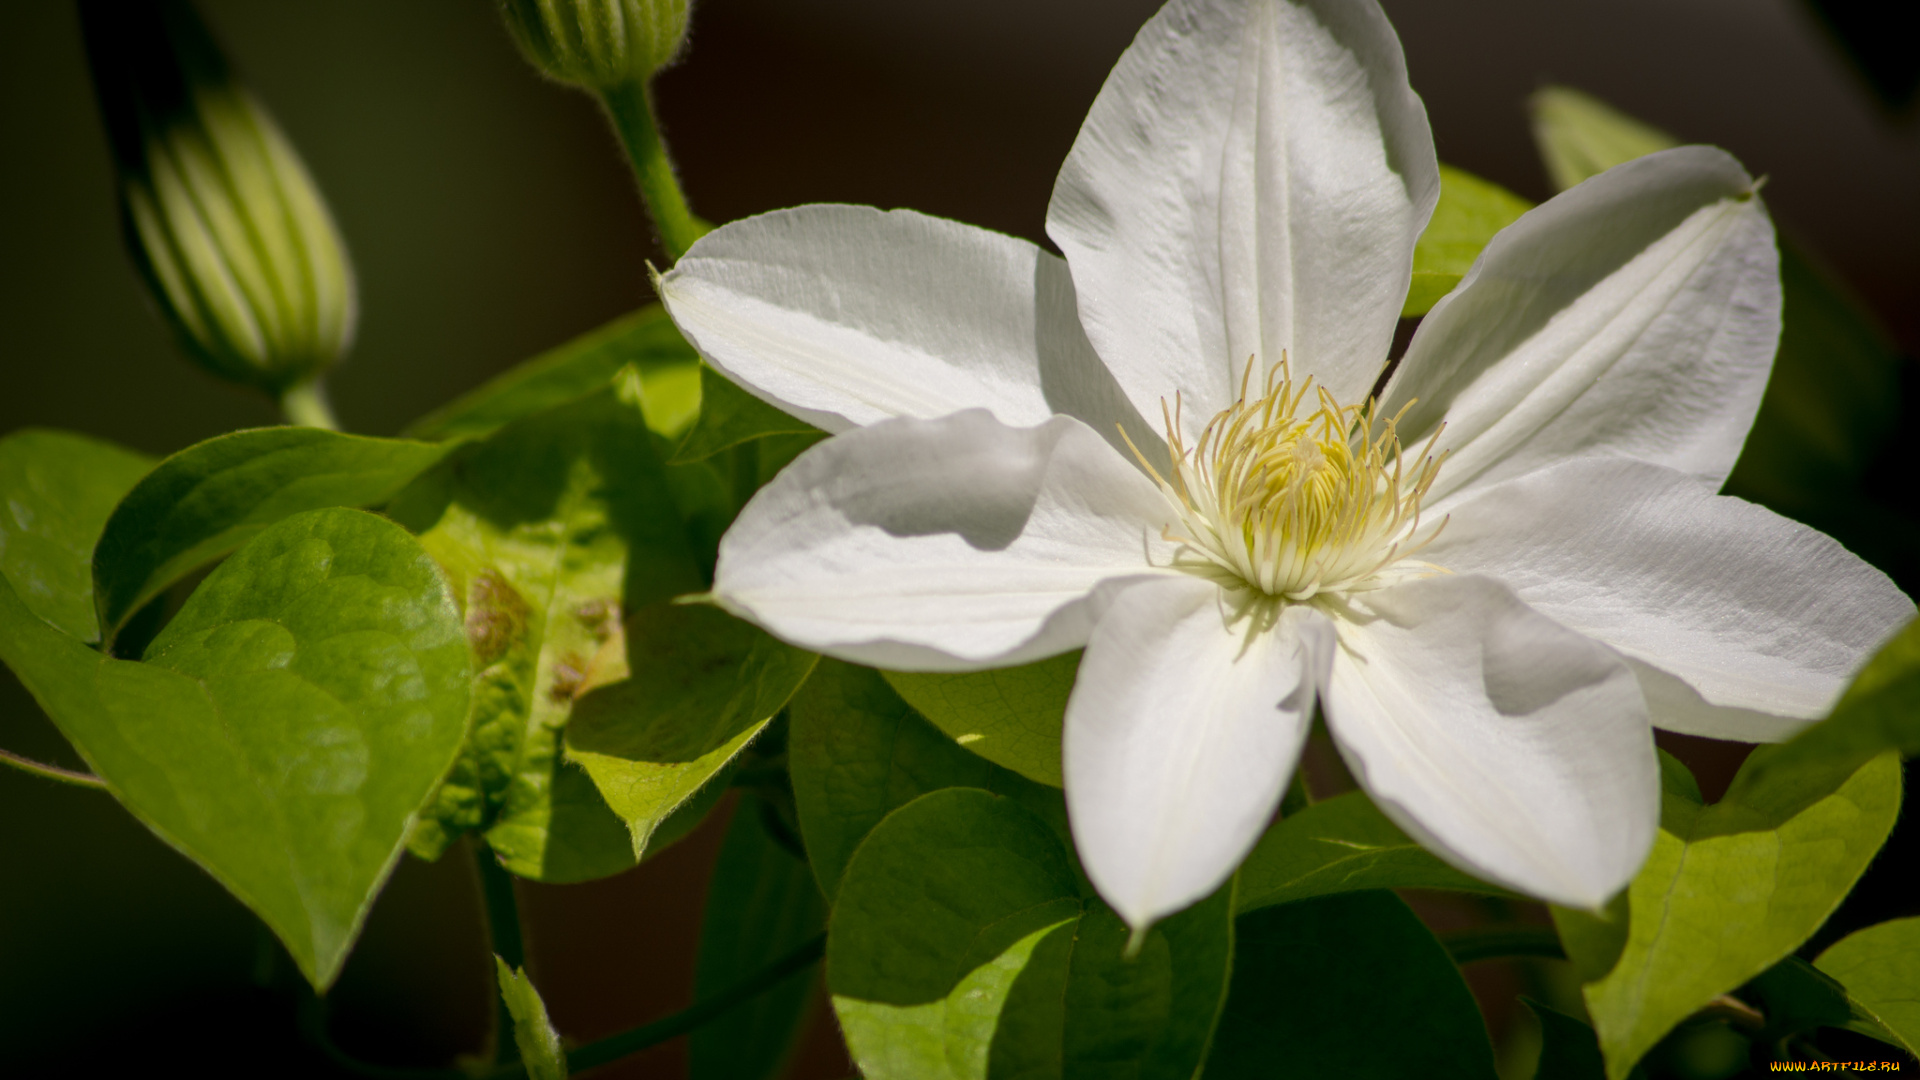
657, 0, 1913, 929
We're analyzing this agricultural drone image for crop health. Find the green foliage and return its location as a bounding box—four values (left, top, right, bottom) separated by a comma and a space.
669, 364, 822, 465
1209, 891, 1498, 1078
1729, 618, 1920, 815
789, 659, 1072, 900
1554, 749, 1903, 1078
0, 508, 472, 988
495, 957, 570, 1080
565, 603, 816, 858
1235, 789, 1511, 912
0, 429, 153, 642
690, 798, 828, 1080
389, 377, 704, 881
1403, 164, 1534, 317
406, 306, 703, 444
827, 787, 1232, 1080
92, 426, 451, 640
1742, 954, 1903, 1052
882, 652, 1078, 788
1816, 917, 1920, 1056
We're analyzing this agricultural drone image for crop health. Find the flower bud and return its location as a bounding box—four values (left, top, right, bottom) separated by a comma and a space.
81, 0, 356, 395
500, 0, 691, 89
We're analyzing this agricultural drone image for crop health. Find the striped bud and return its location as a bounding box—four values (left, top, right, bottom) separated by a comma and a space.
500, 0, 691, 89
81, 0, 356, 395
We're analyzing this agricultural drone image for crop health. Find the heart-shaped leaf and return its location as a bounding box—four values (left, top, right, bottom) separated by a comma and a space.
407, 305, 703, 443
0, 507, 471, 988
828, 787, 1231, 1080
389, 378, 705, 881
1555, 749, 1902, 1078
92, 426, 452, 640
0, 429, 153, 642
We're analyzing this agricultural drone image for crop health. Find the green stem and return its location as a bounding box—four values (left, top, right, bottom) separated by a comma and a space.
474, 844, 527, 1065
281, 378, 340, 430
0, 746, 108, 790
600, 78, 706, 261
1440, 926, 1567, 965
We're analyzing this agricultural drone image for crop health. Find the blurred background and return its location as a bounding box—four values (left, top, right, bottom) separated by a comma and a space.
2, 0, 1913, 1077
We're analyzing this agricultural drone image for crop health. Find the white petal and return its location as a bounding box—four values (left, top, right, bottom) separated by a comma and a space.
1326, 574, 1656, 908
714, 410, 1178, 671
1384, 146, 1780, 503
659, 205, 1156, 455
1065, 575, 1334, 930
1423, 457, 1914, 736
1047, 0, 1438, 420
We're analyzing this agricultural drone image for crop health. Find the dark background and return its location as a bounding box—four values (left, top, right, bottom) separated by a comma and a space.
3, 1, 1914, 1077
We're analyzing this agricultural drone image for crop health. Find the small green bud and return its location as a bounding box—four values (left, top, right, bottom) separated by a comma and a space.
81, 0, 356, 397
500, 0, 691, 89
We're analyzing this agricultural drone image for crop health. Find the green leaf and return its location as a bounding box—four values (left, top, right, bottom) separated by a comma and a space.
827, 787, 1232, 1080
690, 797, 829, 1080
389, 378, 705, 881
495, 957, 570, 1080
670, 364, 822, 465
1727, 618, 1920, 817
92, 427, 452, 641
0, 508, 472, 988
0, 429, 154, 642
565, 603, 817, 858
406, 306, 703, 443
1234, 790, 1511, 912
1555, 750, 1903, 1079
1816, 917, 1920, 1056
1527, 86, 1681, 192
1743, 955, 1904, 1051
789, 659, 1072, 900
882, 652, 1077, 788
1402, 164, 1535, 317
1208, 890, 1498, 1078
1524, 999, 1613, 1080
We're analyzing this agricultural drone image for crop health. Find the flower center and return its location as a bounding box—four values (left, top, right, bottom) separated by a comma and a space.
1128, 357, 1448, 602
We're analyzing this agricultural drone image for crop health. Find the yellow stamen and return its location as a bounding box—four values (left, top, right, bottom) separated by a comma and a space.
1126, 355, 1448, 601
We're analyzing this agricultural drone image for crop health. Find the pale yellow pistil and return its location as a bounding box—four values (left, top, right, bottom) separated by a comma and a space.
1128, 358, 1448, 602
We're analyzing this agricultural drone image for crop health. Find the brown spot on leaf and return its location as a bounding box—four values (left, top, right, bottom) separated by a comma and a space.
466, 569, 530, 666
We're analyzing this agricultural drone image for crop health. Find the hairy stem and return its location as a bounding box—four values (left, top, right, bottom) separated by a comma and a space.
0, 746, 108, 790
600, 79, 706, 262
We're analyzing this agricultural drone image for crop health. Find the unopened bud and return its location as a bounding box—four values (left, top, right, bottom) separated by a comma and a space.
500, 0, 691, 89
81, 0, 356, 395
